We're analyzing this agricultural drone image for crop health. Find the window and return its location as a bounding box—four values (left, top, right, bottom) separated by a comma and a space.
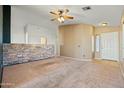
95, 35, 100, 52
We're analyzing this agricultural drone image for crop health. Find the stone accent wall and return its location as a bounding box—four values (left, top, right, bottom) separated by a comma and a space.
3, 44, 55, 66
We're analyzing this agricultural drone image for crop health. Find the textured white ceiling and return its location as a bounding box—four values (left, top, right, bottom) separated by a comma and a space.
16, 5, 124, 26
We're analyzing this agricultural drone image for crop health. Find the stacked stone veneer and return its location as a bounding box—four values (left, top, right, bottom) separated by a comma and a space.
3, 44, 55, 66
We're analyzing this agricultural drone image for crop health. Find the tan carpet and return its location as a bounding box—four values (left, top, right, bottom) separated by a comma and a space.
2, 57, 124, 88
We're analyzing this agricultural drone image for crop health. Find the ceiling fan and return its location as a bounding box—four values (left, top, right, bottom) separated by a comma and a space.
50, 9, 74, 23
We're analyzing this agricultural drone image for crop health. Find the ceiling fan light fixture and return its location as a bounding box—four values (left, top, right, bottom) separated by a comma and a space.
58, 17, 64, 23
58, 17, 62, 22
60, 17, 64, 21
50, 9, 74, 23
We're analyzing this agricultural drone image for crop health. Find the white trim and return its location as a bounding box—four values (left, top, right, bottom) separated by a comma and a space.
60, 56, 92, 61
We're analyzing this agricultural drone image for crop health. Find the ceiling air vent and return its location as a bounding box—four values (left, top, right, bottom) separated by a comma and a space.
82, 6, 91, 11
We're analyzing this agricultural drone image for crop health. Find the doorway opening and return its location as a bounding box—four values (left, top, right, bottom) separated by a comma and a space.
95, 32, 119, 61
100, 32, 119, 61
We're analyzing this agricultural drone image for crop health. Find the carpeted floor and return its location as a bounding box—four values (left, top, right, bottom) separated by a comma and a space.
2, 57, 124, 88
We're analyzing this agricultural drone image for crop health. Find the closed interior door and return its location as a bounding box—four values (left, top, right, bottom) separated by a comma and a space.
101, 32, 119, 61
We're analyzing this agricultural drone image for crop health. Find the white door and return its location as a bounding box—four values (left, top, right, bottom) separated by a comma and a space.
101, 32, 119, 61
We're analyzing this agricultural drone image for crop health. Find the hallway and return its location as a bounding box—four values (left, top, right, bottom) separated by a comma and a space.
2, 57, 124, 88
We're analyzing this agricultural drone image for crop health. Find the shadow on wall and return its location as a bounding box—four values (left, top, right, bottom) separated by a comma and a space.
0, 44, 3, 86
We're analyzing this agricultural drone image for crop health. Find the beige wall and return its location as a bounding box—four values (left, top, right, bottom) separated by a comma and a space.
11, 6, 59, 56
94, 26, 120, 59
59, 23, 120, 61
59, 24, 94, 60
95, 26, 120, 35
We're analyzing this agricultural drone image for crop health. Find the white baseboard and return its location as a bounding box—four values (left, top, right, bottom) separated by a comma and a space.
60, 56, 92, 61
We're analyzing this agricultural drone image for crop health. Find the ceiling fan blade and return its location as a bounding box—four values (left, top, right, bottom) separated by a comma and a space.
51, 18, 57, 21
63, 15, 74, 19
50, 11, 58, 15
